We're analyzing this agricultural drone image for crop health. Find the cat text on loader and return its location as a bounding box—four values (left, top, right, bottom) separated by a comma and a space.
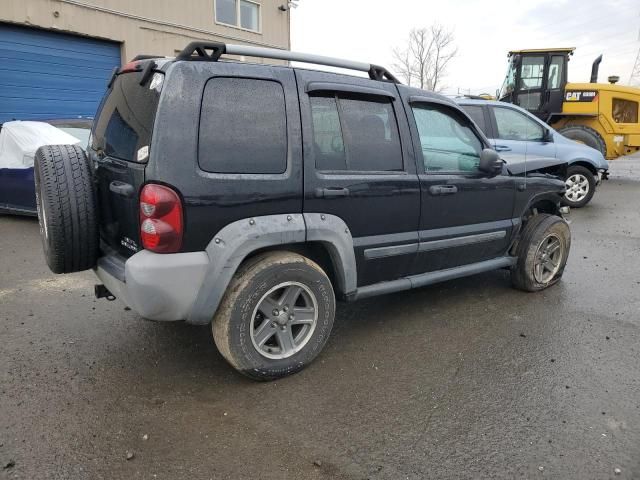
499, 48, 640, 160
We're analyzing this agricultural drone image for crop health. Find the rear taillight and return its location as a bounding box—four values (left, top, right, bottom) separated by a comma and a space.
139, 184, 183, 253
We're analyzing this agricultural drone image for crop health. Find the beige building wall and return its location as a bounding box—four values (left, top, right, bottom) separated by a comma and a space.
1, 0, 291, 63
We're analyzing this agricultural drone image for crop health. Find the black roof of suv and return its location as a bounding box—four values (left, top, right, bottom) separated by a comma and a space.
34, 41, 571, 380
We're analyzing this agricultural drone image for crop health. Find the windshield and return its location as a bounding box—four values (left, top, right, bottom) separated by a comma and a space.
499, 55, 518, 99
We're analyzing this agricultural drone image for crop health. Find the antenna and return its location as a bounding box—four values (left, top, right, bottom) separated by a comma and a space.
630, 18, 640, 86
630, 48, 640, 86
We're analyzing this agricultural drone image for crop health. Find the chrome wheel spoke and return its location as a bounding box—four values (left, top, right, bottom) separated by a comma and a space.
257, 296, 280, 318
278, 285, 302, 309
253, 319, 276, 347
291, 307, 315, 325
275, 327, 296, 354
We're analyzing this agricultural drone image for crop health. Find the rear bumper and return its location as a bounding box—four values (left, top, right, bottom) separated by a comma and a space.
95, 249, 209, 322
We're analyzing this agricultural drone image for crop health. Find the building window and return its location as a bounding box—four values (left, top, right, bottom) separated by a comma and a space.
216, 0, 260, 32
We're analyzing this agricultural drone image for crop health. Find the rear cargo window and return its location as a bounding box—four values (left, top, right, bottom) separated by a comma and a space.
198, 77, 287, 174
92, 70, 162, 162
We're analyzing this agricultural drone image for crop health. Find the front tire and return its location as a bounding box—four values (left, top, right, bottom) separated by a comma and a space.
212, 251, 336, 381
563, 165, 596, 208
511, 214, 571, 292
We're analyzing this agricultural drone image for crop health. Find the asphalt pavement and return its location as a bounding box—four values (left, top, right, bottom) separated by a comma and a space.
1, 156, 639, 480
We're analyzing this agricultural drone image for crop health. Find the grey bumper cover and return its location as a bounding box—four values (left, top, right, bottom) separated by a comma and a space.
94, 213, 357, 325
95, 250, 209, 322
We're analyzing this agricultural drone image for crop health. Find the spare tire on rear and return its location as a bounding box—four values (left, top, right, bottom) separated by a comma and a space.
34, 144, 98, 274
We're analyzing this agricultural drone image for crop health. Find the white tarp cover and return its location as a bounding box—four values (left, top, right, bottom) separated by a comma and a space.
0, 121, 81, 169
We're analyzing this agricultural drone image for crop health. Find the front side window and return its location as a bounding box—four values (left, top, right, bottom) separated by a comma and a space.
612, 98, 639, 124
310, 94, 403, 172
493, 107, 544, 141
199, 77, 286, 174
216, 0, 260, 31
411, 104, 483, 173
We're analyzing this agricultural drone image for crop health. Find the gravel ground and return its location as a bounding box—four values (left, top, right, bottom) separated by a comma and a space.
1, 155, 639, 479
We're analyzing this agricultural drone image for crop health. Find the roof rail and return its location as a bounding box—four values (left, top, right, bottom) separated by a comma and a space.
175, 41, 400, 83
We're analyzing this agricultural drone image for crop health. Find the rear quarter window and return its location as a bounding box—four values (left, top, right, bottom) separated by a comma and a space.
92, 70, 162, 162
198, 77, 287, 174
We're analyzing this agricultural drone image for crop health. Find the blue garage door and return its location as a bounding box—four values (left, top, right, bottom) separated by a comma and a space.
0, 24, 121, 123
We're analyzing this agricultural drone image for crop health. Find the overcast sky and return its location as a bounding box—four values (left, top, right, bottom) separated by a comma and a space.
290, 0, 639, 95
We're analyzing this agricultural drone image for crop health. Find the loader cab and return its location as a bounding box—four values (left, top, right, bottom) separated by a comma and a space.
499, 48, 574, 122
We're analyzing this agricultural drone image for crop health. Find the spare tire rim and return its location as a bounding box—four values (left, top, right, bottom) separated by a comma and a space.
533, 233, 563, 283
35, 187, 48, 241
250, 281, 318, 360
565, 174, 589, 202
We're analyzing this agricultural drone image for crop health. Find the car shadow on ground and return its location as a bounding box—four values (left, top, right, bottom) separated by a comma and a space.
93, 268, 516, 392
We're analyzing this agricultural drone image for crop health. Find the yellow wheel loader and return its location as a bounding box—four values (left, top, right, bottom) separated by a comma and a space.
499, 48, 640, 160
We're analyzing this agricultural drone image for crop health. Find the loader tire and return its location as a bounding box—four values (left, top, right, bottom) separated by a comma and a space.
34, 144, 98, 274
558, 125, 606, 157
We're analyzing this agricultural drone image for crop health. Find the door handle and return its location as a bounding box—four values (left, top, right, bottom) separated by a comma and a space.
315, 187, 350, 198
109, 180, 135, 198
494, 145, 512, 152
429, 185, 458, 196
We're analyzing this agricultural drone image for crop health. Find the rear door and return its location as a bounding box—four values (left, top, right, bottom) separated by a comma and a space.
296, 70, 420, 287
403, 97, 516, 273
89, 65, 163, 257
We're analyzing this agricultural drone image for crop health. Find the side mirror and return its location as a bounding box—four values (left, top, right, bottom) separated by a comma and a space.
542, 128, 553, 143
479, 148, 503, 175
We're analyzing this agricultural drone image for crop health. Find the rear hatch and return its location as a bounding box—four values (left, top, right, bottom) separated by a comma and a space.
89, 63, 163, 257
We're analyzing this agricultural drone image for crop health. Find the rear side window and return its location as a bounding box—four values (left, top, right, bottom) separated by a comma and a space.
199, 77, 287, 174
460, 105, 487, 134
310, 94, 403, 172
92, 70, 162, 162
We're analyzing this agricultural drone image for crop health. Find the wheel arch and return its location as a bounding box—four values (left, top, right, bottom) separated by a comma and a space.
568, 159, 598, 175
186, 213, 356, 325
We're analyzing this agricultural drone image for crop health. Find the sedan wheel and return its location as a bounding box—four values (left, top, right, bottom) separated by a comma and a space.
565, 173, 589, 203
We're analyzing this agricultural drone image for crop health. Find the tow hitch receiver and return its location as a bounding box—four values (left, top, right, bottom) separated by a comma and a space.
95, 284, 116, 301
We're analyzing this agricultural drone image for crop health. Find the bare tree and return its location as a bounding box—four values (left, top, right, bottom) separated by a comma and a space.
392, 24, 457, 92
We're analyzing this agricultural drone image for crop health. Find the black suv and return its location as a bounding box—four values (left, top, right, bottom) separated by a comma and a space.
34, 42, 571, 380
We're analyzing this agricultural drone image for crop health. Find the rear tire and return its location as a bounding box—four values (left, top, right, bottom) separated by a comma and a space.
558, 125, 606, 157
562, 165, 596, 208
511, 214, 571, 292
34, 144, 98, 274
212, 251, 336, 381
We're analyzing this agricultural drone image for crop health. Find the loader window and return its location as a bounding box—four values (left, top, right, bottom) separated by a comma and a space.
548, 56, 564, 90
612, 98, 638, 124
519, 56, 545, 90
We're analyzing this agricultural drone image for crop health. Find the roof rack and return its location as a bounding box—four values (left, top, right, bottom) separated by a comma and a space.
175, 41, 400, 83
